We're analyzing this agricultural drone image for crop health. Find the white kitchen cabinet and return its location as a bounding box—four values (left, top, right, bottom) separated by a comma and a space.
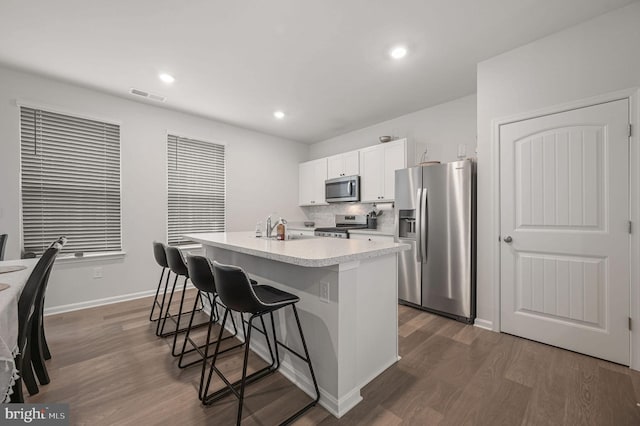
327, 150, 359, 179
298, 158, 328, 206
359, 139, 406, 203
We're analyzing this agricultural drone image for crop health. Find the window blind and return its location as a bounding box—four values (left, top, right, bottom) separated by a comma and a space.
20, 106, 121, 255
167, 135, 226, 245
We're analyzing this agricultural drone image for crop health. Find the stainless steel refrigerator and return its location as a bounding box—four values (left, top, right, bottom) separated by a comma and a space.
394, 159, 475, 323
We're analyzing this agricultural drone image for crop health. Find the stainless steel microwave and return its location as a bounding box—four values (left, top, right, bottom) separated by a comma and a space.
325, 175, 360, 203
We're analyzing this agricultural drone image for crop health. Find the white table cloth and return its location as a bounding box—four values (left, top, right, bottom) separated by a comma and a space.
0, 259, 37, 403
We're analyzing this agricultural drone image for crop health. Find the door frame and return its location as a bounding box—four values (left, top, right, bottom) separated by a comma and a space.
490, 88, 640, 369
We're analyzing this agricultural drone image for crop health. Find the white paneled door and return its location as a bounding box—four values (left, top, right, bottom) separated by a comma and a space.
500, 99, 630, 365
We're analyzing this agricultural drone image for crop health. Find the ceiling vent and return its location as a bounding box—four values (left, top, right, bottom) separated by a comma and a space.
129, 88, 166, 103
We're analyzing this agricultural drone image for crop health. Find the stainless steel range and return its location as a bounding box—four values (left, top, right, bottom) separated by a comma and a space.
314, 215, 368, 238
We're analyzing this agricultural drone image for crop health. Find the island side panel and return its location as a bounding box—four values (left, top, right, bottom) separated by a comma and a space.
352, 254, 399, 387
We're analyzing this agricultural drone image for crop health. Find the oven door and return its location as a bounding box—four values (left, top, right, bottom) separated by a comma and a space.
325, 176, 360, 203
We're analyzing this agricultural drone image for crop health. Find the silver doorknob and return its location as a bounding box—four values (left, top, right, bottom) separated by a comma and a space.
503, 236, 513, 243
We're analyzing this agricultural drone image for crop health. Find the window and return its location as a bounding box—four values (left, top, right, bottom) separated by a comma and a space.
20, 106, 121, 255
167, 134, 226, 245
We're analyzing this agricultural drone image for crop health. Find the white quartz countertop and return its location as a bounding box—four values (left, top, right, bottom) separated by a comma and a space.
184, 232, 409, 267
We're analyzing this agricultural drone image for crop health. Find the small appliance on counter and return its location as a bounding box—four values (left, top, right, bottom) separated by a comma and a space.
314, 215, 368, 238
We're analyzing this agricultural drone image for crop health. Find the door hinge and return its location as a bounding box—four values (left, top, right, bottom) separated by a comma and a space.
629, 220, 633, 234
630, 124, 633, 138
629, 317, 632, 331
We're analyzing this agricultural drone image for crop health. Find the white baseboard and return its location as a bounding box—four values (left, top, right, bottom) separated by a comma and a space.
44, 289, 157, 316
474, 318, 494, 331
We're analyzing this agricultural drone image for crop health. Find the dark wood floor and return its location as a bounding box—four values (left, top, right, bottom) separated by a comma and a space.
27, 291, 640, 425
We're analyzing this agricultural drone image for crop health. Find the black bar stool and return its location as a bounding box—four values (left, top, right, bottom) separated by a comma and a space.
202, 261, 320, 425
159, 246, 211, 356
150, 241, 171, 323
179, 255, 248, 371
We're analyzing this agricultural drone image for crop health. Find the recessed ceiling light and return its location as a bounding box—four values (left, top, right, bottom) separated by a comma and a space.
159, 73, 175, 84
390, 46, 408, 59
273, 110, 285, 119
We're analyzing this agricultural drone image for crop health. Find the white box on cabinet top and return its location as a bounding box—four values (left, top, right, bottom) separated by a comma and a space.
359, 139, 406, 203
299, 158, 328, 206
327, 150, 359, 179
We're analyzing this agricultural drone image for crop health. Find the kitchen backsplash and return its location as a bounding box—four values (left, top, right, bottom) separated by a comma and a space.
301, 202, 395, 232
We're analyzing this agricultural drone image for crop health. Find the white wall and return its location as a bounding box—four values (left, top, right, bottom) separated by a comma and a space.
476, 2, 640, 327
309, 94, 477, 165
0, 65, 308, 311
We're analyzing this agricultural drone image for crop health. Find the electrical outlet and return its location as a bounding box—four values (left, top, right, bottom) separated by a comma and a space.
319, 282, 330, 303
93, 267, 103, 279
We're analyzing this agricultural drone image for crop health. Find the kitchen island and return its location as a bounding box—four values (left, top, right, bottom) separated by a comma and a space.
184, 232, 409, 418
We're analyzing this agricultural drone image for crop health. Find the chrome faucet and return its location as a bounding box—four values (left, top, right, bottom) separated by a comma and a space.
266, 215, 287, 238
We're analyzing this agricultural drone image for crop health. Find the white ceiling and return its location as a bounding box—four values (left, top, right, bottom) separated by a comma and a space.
0, 0, 636, 143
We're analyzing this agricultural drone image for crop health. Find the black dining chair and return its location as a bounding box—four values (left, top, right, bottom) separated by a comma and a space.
0, 234, 7, 261
10, 241, 62, 402
202, 261, 320, 425
29, 236, 67, 387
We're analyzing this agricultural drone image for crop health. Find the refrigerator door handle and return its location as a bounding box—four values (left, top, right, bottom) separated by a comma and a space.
421, 188, 428, 263
415, 188, 423, 262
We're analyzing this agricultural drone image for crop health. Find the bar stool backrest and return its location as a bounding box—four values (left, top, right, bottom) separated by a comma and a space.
152, 242, 169, 268
186, 255, 216, 294
212, 262, 265, 314
165, 246, 189, 277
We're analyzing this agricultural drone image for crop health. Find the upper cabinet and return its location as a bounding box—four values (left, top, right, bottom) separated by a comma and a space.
327, 151, 359, 179
298, 158, 328, 206
298, 139, 406, 206
359, 139, 406, 203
